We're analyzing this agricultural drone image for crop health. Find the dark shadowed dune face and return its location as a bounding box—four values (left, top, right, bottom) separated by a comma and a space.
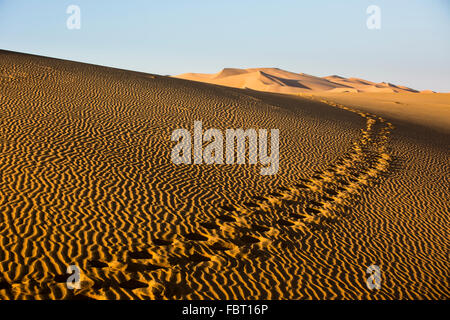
0, 50, 448, 299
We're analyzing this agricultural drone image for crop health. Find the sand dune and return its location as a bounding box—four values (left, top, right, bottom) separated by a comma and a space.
0, 50, 448, 300
175, 68, 420, 94
311, 92, 450, 134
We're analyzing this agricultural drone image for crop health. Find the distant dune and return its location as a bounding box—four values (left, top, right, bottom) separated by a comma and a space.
0, 51, 448, 300
175, 68, 421, 94
175, 68, 449, 133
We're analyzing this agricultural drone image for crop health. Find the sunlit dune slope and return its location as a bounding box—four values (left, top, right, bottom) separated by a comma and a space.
175, 67, 420, 94
0, 50, 448, 300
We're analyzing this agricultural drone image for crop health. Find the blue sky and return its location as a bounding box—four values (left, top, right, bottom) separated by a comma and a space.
0, 0, 449, 91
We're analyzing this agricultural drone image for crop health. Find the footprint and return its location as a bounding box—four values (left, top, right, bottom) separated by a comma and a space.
160, 279, 193, 299
221, 205, 235, 212
251, 224, 270, 233
322, 196, 334, 202
337, 179, 349, 186
188, 253, 210, 265
289, 213, 305, 220
199, 222, 220, 230
168, 253, 210, 266
252, 196, 267, 201
309, 200, 323, 207
53, 274, 69, 283
283, 199, 299, 206
251, 209, 267, 215
233, 225, 252, 233
243, 201, 259, 208
268, 192, 283, 197
210, 242, 232, 251
69, 293, 97, 300
92, 279, 113, 290
248, 249, 271, 260
0, 280, 11, 290
277, 219, 295, 227
323, 189, 338, 196
305, 207, 320, 215
88, 260, 109, 268
217, 215, 236, 223
239, 235, 260, 245
126, 262, 165, 272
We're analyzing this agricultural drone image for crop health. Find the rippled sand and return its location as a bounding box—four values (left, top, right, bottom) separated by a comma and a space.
0, 50, 448, 299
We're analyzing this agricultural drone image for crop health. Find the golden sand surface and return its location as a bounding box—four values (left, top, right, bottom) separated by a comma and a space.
0, 51, 448, 299
312, 92, 450, 134
175, 68, 420, 94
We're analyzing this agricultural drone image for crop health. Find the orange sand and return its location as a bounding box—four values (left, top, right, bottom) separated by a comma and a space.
0, 51, 448, 300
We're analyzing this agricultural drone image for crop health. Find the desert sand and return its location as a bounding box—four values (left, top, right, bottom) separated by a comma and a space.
0, 51, 448, 300
175, 67, 420, 94
310, 92, 450, 134
176, 67, 450, 132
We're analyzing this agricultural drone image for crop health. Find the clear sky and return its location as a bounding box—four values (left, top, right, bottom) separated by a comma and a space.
0, 0, 449, 92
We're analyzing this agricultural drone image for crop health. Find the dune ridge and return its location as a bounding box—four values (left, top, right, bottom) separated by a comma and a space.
0, 50, 448, 300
